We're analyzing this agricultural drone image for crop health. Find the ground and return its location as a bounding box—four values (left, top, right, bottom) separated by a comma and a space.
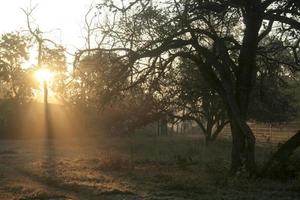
0, 134, 300, 200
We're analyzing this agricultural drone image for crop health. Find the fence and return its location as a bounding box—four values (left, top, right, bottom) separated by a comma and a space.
220, 121, 300, 145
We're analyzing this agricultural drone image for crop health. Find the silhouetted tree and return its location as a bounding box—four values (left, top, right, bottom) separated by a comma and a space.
0, 32, 34, 102
164, 58, 228, 144
68, 50, 165, 134
76, 0, 300, 175
22, 6, 67, 104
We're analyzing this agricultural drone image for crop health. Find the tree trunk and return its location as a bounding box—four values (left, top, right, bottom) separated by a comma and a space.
228, 112, 256, 176
261, 130, 300, 179
229, 118, 245, 174
204, 123, 213, 146
204, 123, 227, 146
228, 2, 262, 176
245, 132, 256, 175
205, 134, 213, 146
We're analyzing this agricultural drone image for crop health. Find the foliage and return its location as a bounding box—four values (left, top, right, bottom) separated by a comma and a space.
99, 88, 165, 134
40, 45, 67, 95
167, 58, 228, 143
249, 37, 299, 123
67, 51, 165, 134
77, 0, 300, 174
0, 32, 34, 102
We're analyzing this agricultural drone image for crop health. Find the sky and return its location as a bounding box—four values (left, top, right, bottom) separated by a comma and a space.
0, 0, 95, 51
0, 0, 97, 102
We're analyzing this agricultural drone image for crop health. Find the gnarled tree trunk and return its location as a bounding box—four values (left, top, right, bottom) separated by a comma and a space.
261, 130, 300, 179
221, 85, 257, 175
228, 114, 256, 175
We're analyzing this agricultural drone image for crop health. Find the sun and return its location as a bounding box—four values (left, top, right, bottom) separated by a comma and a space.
35, 69, 53, 83
34, 68, 59, 104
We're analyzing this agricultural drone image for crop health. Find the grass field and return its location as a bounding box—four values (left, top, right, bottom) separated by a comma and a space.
0, 133, 300, 200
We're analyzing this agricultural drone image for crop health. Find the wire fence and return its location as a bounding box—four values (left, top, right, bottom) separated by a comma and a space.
220, 121, 300, 145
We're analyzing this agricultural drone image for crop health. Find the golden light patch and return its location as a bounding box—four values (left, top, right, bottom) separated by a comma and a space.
35, 69, 53, 83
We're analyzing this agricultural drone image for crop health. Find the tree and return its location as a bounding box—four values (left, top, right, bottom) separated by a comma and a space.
249, 48, 298, 123
22, 6, 68, 104
68, 50, 167, 134
76, 0, 300, 175
0, 32, 35, 137
67, 51, 128, 108
166, 58, 228, 144
171, 49, 297, 144
0, 32, 34, 102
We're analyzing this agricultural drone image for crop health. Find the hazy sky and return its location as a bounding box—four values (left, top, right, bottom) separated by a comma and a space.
0, 0, 95, 51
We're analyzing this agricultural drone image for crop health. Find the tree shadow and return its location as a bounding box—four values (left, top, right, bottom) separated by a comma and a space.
44, 102, 56, 178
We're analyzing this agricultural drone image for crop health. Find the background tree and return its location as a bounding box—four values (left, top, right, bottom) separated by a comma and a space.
22, 6, 68, 104
165, 58, 229, 144
67, 50, 166, 134
248, 37, 299, 123
0, 32, 35, 136
0, 32, 34, 102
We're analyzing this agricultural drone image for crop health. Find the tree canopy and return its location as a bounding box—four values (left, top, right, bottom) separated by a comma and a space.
73, 0, 300, 175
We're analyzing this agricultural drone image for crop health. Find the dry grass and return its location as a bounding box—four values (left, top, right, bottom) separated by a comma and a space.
0, 133, 299, 199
